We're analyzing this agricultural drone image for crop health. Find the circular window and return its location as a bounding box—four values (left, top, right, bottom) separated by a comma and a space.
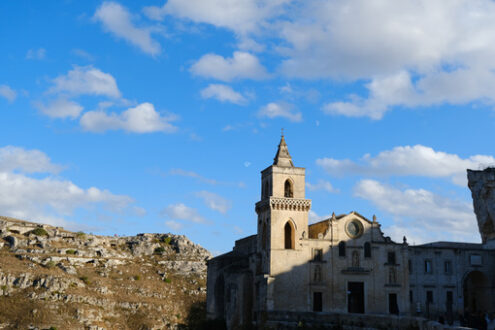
345, 220, 363, 239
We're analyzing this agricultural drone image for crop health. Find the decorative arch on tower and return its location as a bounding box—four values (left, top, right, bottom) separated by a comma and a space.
284, 220, 295, 249
284, 178, 294, 198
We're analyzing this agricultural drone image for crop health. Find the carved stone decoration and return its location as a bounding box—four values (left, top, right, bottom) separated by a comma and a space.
468, 168, 495, 244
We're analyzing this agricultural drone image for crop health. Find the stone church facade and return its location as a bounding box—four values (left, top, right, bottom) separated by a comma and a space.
206, 136, 495, 329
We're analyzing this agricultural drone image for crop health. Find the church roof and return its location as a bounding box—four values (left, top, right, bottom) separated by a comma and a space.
273, 134, 294, 167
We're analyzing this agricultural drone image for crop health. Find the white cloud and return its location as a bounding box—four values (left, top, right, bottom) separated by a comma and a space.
196, 191, 231, 214
317, 145, 495, 186
190, 51, 269, 82
0, 146, 133, 228
161, 203, 206, 223
50, 66, 121, 98
80, 102, 178, 133
308, 210, 331, 225
354, 179, 479, 243
143, 0, 288, 35
200, 84, 247, 105
72, 49, 95, 61
306, 180, 338, 193
165, 220, 183, 231
26, 48, 46, 60
0, 85, 17, 102
94, 1, 161, 56
258, 102, 302, 122
34, 97, 84, 119
0, 146, 62, 174
159, 0, 495, 117
322, 69, 495, 119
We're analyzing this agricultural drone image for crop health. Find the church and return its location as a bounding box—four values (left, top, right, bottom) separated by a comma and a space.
206, 136, 495, 329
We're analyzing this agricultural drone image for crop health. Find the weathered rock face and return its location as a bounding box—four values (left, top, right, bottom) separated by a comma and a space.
0, 216, 212, 329
468, 168, 495, 244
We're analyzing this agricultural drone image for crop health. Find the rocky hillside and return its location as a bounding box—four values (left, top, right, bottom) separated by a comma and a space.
0, 216, 212, 329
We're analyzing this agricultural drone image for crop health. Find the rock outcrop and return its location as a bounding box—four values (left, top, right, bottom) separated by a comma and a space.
468, 167, 495, 244
0, 216, 212, 329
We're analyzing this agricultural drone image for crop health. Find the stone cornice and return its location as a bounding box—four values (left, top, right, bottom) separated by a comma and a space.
256, 197, 311, 213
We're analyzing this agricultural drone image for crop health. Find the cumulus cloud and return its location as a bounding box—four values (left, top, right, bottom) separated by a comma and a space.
94, 1, 161, 56
34, 97, 84, 119
306, 180, 338, 193
0, 146, 134, 228
49, 66, 121, 98
258, 102, 302, 122
0, 146, 62, 174
165, 220, 183, 231
190, 51, 269, 82
26, 48, 46, 60
80, 102, 178, 133
159, 0, 495, 117
317, 145, 495, 186
354, 179, 479, 243
322, 69, 495, 119
200, 84, 247, 105
143, 0, 288, 35
308, 210, 331, 225
161, 203, 207, 223
0, 85, 17, 103
196, 191, 231, 214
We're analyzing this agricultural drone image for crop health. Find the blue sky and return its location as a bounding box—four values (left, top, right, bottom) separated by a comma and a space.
1, 0, 495, 254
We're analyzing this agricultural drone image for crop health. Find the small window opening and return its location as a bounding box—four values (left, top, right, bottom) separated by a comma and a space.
284, 179, 294, 198
387, 252, 396, 264
364, 242, 371, 258
338, 241, 346, 257
284, 221, 294, 249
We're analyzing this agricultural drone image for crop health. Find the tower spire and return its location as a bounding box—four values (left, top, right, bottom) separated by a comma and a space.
273, 132, 294, 167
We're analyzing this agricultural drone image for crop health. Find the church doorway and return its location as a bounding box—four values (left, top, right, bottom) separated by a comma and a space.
348, 282, 364, 314
463, 270, 490, 314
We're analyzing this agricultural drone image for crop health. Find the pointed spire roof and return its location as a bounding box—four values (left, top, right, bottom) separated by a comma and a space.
273, 133, 294, 167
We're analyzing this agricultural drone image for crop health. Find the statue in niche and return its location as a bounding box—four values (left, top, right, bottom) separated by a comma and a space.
352, 250, 360, 268
313, 265, 322, 282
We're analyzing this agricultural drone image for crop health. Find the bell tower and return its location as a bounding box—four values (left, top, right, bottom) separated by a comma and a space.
255, 134, 311, 275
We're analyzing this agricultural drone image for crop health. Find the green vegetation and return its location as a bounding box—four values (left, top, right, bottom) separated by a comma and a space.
65, 249, 76, 255
75, 231, 86, 239
162, 236, 172, 245
45, 261, 56, 269
49, 327, 57, 330
154, 246, 165, 255
133, 275, 140, 281
79, 276, 90, 285
31, 228, 48, 236
164, 278, 171, 284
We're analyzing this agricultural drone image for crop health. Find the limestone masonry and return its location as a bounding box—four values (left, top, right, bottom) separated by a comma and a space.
207, 136, 495, 329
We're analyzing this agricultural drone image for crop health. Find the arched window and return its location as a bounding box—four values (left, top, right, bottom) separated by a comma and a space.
338, 241, 346, 257
284, 179, 294, 198
262, 222, 267, 250
284, 221, 295, 249
364, 242, 371, 258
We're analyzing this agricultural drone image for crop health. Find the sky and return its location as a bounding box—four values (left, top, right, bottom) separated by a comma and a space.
1, 0, 495, 254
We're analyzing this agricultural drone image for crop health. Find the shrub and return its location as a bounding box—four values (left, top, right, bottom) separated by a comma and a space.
65, 249, 76, 255
154, 246, 165, 255
49, 327, 57, 330
76, 231, 86, 238
80, 276, 90, 285
133, 275, 140, 281
31, 228, 48, 236
162, 236, 172, 245
164, 278, 171, 284
45, 261, 56, 269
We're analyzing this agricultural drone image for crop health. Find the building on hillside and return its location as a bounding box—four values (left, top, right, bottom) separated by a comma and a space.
206, 135, 495, 329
